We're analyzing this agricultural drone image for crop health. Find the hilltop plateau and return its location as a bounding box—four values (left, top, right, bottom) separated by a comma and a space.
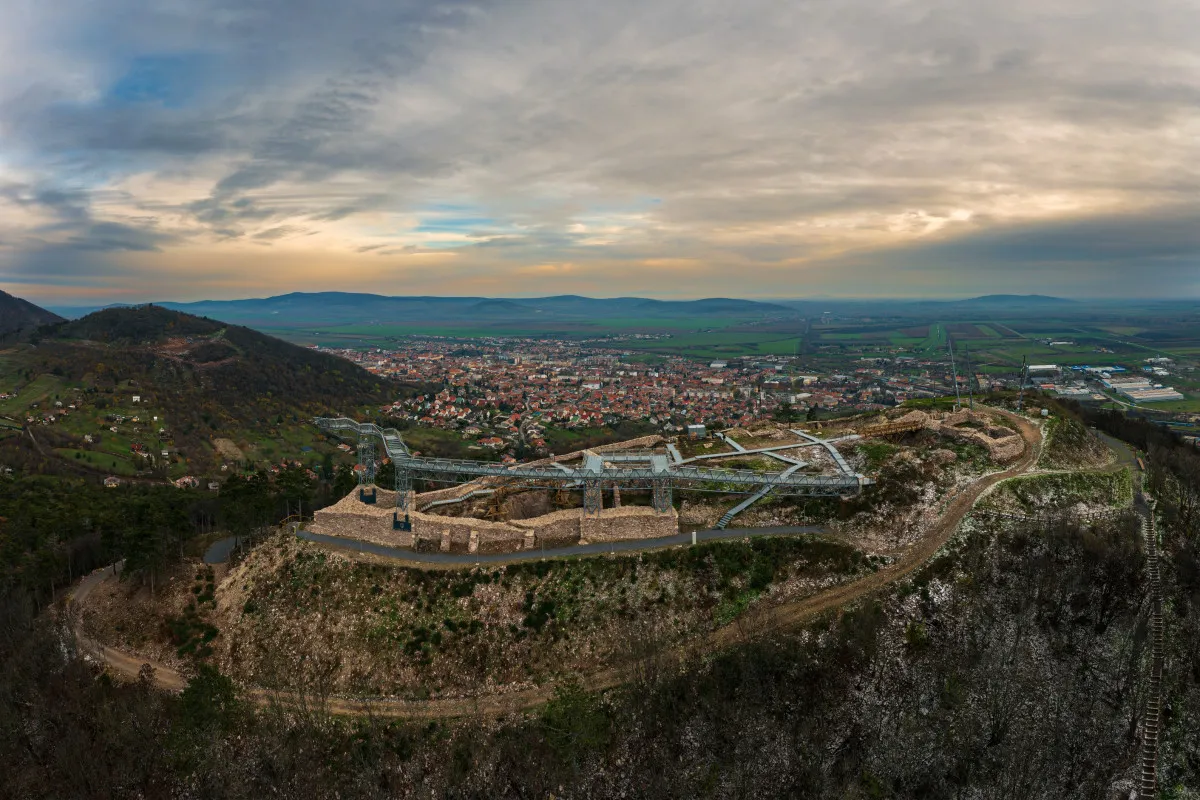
59, 402, 1172, 798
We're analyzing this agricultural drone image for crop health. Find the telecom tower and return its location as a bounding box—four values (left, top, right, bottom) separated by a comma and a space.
947, 335, 963, 409
964, 343, 975, 411
1016, 356, 1029, 411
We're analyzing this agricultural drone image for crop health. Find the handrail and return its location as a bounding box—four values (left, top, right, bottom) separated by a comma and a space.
315, 416, 872, 497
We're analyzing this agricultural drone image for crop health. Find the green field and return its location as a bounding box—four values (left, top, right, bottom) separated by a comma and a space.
265, 314, 761, 347
54, 447, 143, 476
0, 374, 69, 415
919, 323, 948, 352
612, 331, 807, 359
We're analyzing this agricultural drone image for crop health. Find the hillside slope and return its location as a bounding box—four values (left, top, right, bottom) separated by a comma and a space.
1, 305, 418, 477
0, 290, 64, 335
39, 305, 396, 423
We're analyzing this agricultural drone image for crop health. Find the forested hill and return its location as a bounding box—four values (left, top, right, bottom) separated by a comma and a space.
0, 289, 64, 336
30, 305, 403, 430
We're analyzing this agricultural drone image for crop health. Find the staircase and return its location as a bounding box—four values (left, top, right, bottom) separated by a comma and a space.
715, 485, 773, 529
1139, 507, 1164, 799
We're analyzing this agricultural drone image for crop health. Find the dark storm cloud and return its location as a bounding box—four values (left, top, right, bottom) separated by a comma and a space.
914, 210, 1200, 265
817, 206, 1200, 296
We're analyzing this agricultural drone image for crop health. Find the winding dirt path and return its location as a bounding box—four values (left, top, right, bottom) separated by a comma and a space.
70, 408, 1043, 719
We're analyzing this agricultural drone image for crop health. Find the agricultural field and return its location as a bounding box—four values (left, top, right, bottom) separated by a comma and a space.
265, 315, 761, 348
0, 372, 69, 415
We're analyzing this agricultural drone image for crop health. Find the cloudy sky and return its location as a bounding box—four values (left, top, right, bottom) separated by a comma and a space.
2, 0, 1198, 304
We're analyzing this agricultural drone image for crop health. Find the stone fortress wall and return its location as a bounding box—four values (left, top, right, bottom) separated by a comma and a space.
307, 414, 1024, 557
309, 488, 678, 555
874, 409, 1025, 462
308, 433, 675, 555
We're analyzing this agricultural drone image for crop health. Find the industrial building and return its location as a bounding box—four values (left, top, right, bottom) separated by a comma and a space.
1116, 386, 1185, 403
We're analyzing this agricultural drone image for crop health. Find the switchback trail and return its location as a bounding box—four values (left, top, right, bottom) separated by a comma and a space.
70, 408, 1045, 719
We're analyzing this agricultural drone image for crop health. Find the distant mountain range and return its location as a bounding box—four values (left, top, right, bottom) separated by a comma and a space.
942, 294, 1076, 306
40, 291, 1093, 333
0, 290, 64, 336
48, 293, 797, 328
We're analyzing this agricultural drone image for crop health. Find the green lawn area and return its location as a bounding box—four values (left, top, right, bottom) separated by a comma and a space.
0, 374, 68, 415
54, 448, 144, 476
1131, 398, 1200, 413
386, 426, 492, 460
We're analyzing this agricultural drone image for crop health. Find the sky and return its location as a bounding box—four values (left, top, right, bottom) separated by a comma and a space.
1, 0, 1198, 305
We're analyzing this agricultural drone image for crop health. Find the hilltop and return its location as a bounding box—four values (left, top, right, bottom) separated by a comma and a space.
954, 293, 1075, 305
0, 289, 64, 336
0, 305, 418, 478
39, 305, 396, 419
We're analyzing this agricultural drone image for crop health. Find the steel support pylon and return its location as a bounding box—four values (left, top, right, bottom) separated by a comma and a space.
583, 480, 602, 515
394, 465, 411, 511
652, 480, 673, 513
357, 434, 377, 484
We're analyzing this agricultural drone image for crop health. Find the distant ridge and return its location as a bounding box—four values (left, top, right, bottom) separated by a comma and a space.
951, 294, 1075, 305
0, 290, 65, 336
49, 293, 796, 328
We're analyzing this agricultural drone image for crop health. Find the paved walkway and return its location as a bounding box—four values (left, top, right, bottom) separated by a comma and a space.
296, 524, 830, 565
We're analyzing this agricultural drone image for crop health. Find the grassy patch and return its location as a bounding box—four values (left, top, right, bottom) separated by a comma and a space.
985, 469, 1133, 513
0, 373, 68, 415
857, 441, 896, 470
54, 447, 144, 476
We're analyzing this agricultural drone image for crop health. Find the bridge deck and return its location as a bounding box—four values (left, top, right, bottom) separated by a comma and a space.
316, 417, 871, 497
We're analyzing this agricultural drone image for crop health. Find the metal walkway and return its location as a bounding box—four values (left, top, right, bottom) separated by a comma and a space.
297, 523, 830, 564
316, 417, 871, 498
715, 463, 807, 529
791, 429, 859, 474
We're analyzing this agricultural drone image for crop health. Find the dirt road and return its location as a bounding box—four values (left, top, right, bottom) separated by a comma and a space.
68, 562, 188, 691
70, 408, 1043, 718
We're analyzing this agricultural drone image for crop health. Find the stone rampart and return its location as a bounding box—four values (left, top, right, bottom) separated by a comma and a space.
581, 506, 679, 543
309, 484, 678, 556
513, 507, 583, 548
310, 511, 415, 549
594, 435, 663, 453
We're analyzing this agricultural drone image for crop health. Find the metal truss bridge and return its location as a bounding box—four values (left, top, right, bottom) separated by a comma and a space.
314, 417, 872, 522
